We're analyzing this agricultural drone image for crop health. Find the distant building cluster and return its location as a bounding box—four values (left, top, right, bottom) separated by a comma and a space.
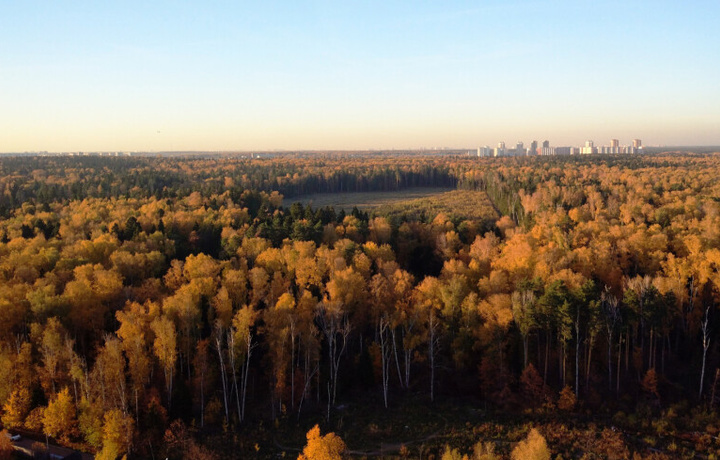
477, 139, 643, 157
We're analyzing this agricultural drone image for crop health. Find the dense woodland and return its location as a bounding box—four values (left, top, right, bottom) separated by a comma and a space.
0, 153, 720, 459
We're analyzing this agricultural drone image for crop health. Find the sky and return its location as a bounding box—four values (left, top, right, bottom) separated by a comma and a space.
1, 1, 719, 152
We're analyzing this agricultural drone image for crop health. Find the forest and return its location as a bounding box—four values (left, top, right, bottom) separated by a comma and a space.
0, 152, 719, 459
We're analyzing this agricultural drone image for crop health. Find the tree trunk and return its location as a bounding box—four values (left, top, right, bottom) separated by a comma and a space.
607, 331, 614, 392
241, 333, 252, 422
617, 333, 622, 396
379, 317, 391, 408
586, 333, 595, 391
227, 333, 242, 424
428, 311, 437, 403
215, 335, 229, 425
700, 306, 711, 399
575, 312, 580, 397
544, 330, 550, 385
290, 330, 296, 410
648, 328, 654, 370
391, 328, 404, 388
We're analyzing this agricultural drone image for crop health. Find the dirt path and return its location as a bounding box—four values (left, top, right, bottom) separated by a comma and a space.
344, 429, 443, 457
275, 429, 443, 457
276, 412, 450, 457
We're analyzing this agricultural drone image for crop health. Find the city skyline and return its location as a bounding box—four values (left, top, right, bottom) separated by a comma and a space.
477, 137, 643, 157
2, 1, 719, 152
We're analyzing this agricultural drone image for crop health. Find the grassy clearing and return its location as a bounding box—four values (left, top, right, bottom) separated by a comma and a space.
374, 189, 499, 223
288, 187, 455, 212
289, 188, 499, 224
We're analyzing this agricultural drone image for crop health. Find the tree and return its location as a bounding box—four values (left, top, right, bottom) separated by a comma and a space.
263, 293, 294, 417
557, 385, 577, 412
193, 338, 211, 428
601, 288, 621, 392
510, 428, 550, 460
1, 387, 31, 429
0, 430, 13, 460
296, 290, 321, 419
440, 445, 463, 460
519, 364, 544, 407
298, 424, 346, 460
43, 387, 77, 442
512, 290, 536, 369
471, 441, 500, 460
116, 301, 153, 420
623, 275, 655, 374
96, 408, 135, 460
537, 280, 572, 387
34, 317, 72, 397
575, 279, 599, 396
63, 264, 123, 346
391, 269, 418, 390
93, 335, 128, 412
699, 305, 711, 399
369, 272, 394, 408
162, 283, 203, 378
151, 315, 178, 408
231, 305, 256, 423
316, 299, 351, 415
641, 368, 659, 401
414, 277, 443, 402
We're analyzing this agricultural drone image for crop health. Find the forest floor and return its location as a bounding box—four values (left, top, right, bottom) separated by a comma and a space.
204, 389, 718, 459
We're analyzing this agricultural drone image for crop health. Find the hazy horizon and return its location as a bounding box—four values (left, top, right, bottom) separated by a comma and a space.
2, 1, 719, 152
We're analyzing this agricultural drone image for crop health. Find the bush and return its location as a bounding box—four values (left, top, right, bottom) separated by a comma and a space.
511, 428, 550, 460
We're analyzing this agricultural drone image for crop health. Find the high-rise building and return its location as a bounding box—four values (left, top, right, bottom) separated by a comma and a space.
581, 140, 596, 155
494, 142, 506, 157
477, 146, 492, 157
633, 139, 642, 148
530, 140, 538, 156
542, 140, 550, 148
608, 139, 619, 154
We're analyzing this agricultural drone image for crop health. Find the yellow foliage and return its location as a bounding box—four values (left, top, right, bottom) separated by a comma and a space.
97, 408, 134, 460
24, 406, 45, 432
183, 253, 222, 281
441, 445, 464, 460
472, 441, 499, 460
1, 387, 31, 429
43, 387, 77, 441
511, 428, 550, 460
298, 424, 346, 460
557, 385, 577, 412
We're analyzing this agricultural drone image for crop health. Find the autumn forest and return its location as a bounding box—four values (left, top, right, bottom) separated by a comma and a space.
1, 152, 720, 459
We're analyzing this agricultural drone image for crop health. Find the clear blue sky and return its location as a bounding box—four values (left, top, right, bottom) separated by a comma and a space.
1, 1, 719, 151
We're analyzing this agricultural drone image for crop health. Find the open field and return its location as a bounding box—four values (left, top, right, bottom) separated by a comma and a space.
289, 188, 499, 224
374, 189, 499, 223
289, 187, 455, 212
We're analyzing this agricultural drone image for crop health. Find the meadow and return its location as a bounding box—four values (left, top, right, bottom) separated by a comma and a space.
290, 187, 456, 212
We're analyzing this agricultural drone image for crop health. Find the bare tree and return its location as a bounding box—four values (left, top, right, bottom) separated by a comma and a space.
700, 306, 711, 399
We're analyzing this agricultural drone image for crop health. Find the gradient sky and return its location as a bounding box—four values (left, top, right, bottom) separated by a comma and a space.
1, 1, 719, 152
